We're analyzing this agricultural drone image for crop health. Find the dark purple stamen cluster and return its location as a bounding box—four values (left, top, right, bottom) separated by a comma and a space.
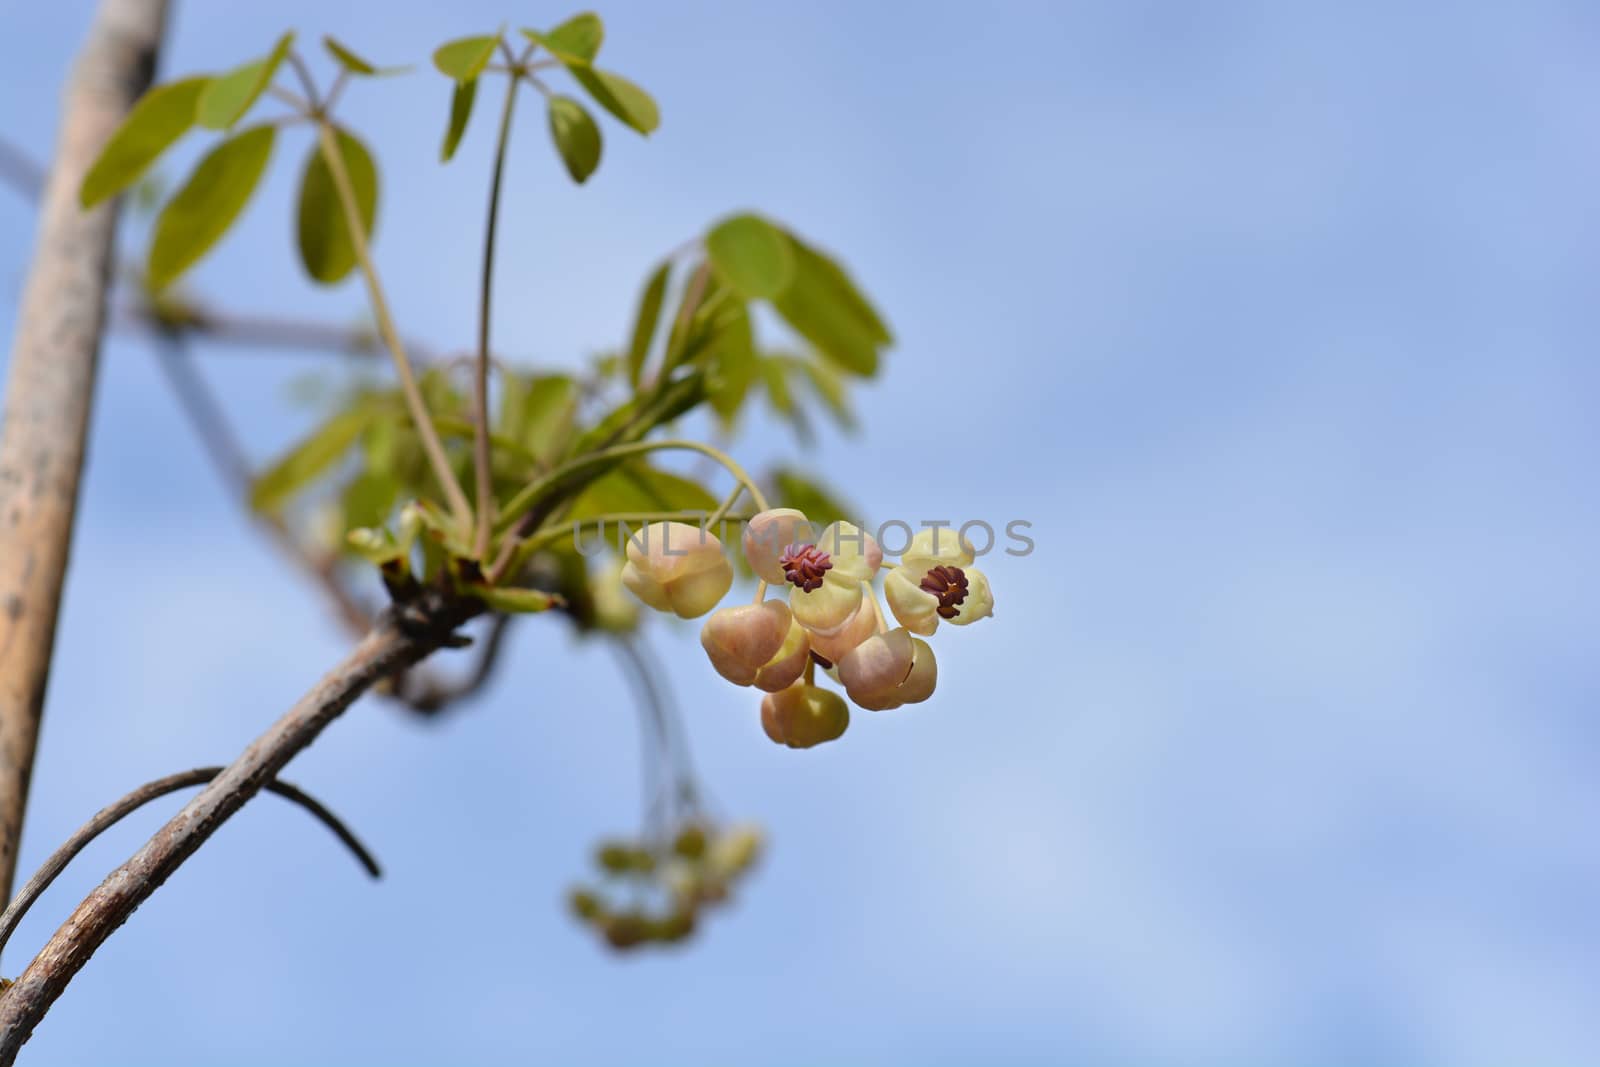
780, 543, 833, 592
920, 565, 970, 619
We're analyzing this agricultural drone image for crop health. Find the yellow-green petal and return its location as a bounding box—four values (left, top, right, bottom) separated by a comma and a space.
790, 576, 861, 634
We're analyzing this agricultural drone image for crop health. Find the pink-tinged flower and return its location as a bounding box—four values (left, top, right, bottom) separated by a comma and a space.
700, 601, 792, 686
700, 601, 811, 692
760, 683, 850, 749
750, 615, 811, 692
743, 509, 881, 635
806, 597, 878, 666
884, 528, 994, 635
837, 627, 937, 711
621, 521, 733, 619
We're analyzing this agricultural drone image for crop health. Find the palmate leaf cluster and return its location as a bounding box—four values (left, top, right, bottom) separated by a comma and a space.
81, 12, 891, 621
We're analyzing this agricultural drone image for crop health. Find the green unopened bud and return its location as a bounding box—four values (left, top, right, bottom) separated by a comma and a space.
653, 909, 696, 943
673, 824, 708, 860
603, 912, 649, 950
568, 888, 603, 921
760, 684, 849, 748
596, 841, 634, 875
710, 823, 764, 877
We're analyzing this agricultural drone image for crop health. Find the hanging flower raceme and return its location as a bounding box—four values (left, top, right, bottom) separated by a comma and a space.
618, 499, 997, 752
883, 528, 994, 635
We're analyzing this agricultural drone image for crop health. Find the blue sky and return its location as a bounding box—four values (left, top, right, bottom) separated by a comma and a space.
2, 1, 1599, 1064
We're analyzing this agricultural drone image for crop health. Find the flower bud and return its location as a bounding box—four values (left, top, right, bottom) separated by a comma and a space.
568, 887, 603, 921
751, 615, 811, 692
603, 911, 649, 950
742, 508, 816, 584
621, 522, 733, 619
838, 628, 938, 710
672, 825, 708, 860
700, 601, 792, 685
709, 824, 764, 876
759, 684, 850, 748
651, 909, 696, 943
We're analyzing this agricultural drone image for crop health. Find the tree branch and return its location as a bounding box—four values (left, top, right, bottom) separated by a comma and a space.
0, 593, 479, 1060
0, 764, 381, 970
0, 0, 172, 904
388, 613, 515, 715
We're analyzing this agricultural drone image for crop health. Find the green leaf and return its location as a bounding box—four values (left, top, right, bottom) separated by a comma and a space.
521, 13, 604, 63
546, 95, 602, 183
441, 78, 478, 161
771, 468, 855, 528
250, 401, 381, 512
196, 32, 294, 130
771, 234, 891, 376
321, 35, 405, 75
568, 461, 718, 521
708, 304, 757, 421
296, 126, 378, 285
433, 35, 498, 81
466, 584, 560, 614
521, 375, 580, 464
340, 469, 399, 530
759, 355, 795, 416
569, 370, 705, 457
705, 213, 794, 300
569, 67, 658, 135
625, 261, 670, 389
148, 124, 276, 289
662, 264, 723, 371
323, 36, 376, 74
80, 77, 211, 208
783, 353, 856, 431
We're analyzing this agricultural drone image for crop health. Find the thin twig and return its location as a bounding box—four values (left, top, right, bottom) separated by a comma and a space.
0, 765, 381, 967
314, 118, 474, 527
117, 303, 419, 360
473, 72, 522, 560
390, 613, 515, 714
0, 594, 479, 1060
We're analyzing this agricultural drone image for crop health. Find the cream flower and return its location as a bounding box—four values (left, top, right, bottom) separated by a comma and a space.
742, 509, 881, 635
884, 528, 994, 635
621, 521, 733, 619
760, 683, 850, 749
837, 627, 937, 711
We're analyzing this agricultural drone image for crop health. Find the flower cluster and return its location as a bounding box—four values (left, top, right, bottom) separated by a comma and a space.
621, 509, 994, 748
568, 822, 763, 951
